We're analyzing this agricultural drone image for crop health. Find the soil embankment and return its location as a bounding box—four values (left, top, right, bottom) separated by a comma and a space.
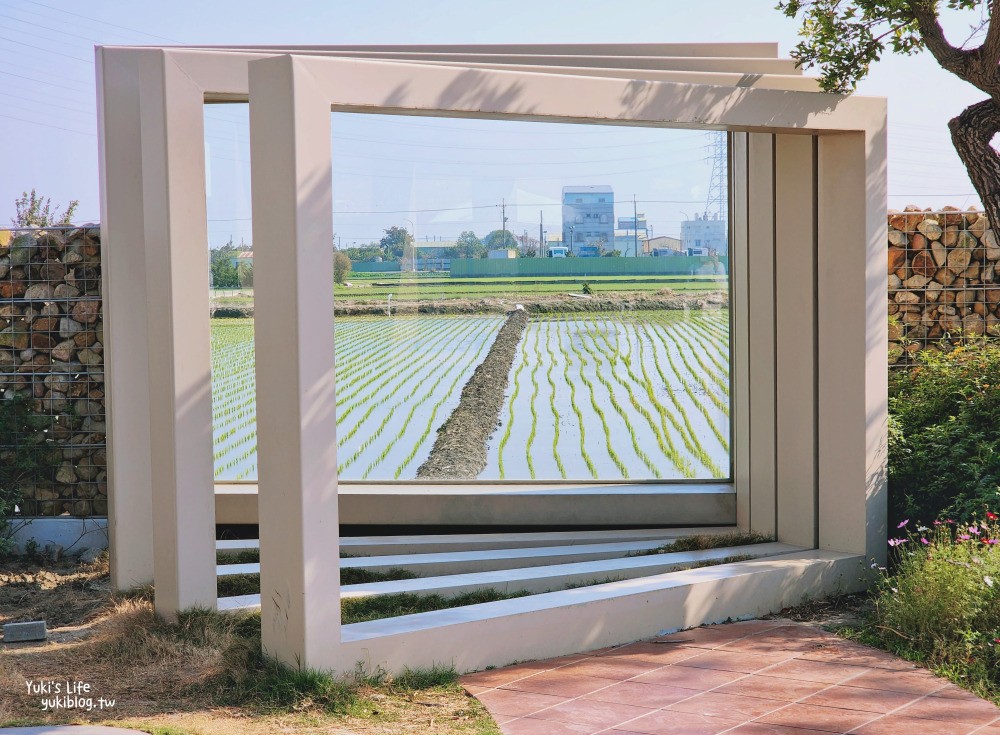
416, 308, 529, 479
210, 289, 728, 318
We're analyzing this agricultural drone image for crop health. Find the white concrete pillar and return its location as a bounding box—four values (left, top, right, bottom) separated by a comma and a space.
774, 133, 817, 548
745, 132, 777, 537
817, 128, 888, 563
138, 50, 217, 617
248, 54, 341, 669
96, 48, 155, 590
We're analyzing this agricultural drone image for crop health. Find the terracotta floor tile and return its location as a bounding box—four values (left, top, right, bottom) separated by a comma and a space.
474, 688, 569, 718
665, 690, 785, 720
799, 684, 921, 713
561, 655, 664, 680
530, 698, 657, 729
721, 628, 834, 655
462, 660, 566, 688
676, 648, 795, 674
755, 703, 880, 733
654, 623, 779, 649
758, 659, 872, 684
715, 674, 829, 702
499, 717, 597, 735
850, 713, 982, 735
725, 723, 834, 735
501, 670, 619, 698
633, 664, 745, 690
601, 641, 706, 665
582, 680, 699, 709
796, 644, 918, 671
621, 708, 742, 735
929, 683, 983, 700
893, 694, 1000, 725
842, 668, 948, 695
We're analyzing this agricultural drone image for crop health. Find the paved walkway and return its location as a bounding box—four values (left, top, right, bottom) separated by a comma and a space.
461, 619, 1000, 735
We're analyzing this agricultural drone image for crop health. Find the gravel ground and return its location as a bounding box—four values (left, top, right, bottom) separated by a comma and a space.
416, 309, 529, 479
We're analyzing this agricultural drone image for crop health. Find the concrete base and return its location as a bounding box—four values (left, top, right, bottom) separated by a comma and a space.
330, 550, 866, 674
216, 482, 736, 526
7, 518, 108, 558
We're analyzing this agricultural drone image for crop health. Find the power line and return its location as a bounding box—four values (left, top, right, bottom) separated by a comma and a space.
0, 33, 93, 63
0, 111, 94, 136
16, 0, 181, 43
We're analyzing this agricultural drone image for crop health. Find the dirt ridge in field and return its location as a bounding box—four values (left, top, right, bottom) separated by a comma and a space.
211, 289, 728, 318
416, 308, 530, 479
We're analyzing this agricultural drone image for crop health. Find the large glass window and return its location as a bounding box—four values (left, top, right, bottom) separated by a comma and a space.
205, 107, 730, 483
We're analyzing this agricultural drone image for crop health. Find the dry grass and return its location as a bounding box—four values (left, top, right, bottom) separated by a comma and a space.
0, 557, 500, 734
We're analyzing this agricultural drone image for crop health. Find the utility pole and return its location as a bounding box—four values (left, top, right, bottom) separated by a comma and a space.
501, 199, 509, 247
539, 210, 544, 257
632, 194, 638, 258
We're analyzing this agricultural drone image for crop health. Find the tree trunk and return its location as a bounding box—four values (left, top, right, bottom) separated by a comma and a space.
949, 98, 1000, 228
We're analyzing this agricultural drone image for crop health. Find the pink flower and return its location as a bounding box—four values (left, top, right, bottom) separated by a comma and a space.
888, 538, 908, 547
921, 538, 930, 545
898, 519, 910, 529
959, 534, 972, 541
971, 526, 982, 535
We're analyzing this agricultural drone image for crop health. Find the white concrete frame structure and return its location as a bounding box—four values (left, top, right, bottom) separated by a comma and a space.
97, 43, 887, 672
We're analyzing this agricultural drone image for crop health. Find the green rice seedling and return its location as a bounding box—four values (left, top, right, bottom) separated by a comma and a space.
543, 320, 566, 479
363, 319, 495, 478
557, 316, 596, 479
565, 320, 629, 478
645, 323, 723, 475
497, 328, 530, 479
579, 321, 662, 478
337, 318, 492, 473
525, 326, 542, 479
392, 320, 501, 478
668, 323, 731, 398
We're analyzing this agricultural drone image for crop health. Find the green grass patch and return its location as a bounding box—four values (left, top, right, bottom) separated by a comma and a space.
633, 531, 774, 556
217, 566, 419, 598
342, 589, 528, 624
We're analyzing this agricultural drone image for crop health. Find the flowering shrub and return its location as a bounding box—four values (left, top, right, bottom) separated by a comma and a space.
871, 517, 1000, 694
889, 342, 1000, 524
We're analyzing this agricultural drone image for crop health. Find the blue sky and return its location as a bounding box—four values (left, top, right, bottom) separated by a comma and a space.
0, 0, 990, 244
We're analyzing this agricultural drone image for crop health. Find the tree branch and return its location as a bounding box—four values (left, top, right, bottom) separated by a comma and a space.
908, 1, 973, 77
980, 0, 1000, 65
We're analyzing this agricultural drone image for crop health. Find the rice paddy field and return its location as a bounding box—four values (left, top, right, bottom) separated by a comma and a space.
211, 309, 731, 482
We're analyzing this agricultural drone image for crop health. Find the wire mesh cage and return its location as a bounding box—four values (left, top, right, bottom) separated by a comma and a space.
0, 225, 106, 517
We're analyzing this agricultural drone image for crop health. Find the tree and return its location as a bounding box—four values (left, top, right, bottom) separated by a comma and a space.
452, 230, 486, 258
210, 242, 240, 289
380, 225, 413, 261
334, 251, 352, 284
237, 260, 253, 288
344, 245, 384, 262
12, 189, 78, 228
482, 229, 518, 249
779, 1, 1000, 227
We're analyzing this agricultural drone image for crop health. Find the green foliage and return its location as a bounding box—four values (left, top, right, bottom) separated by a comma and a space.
333, 251, 352, 284
451, 230, 487, 259
482, 229, 517, 249
237, 260, 253, 288
343, 244, 384, 262
379, 225, 413, 261
341, 589, 528, 624
602, 250, 622, 257
0, 394, 56, 552
581, 281, 593, 295
888, 342, 1000, 524
210, 242, 241, 289
778, 1, 923, 92
864, 518, 1000, 699
12, 189, 78, 227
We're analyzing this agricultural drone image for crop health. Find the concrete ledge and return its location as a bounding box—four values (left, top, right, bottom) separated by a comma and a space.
329, 550, 866, 673
217, 542, 804, 611
7, 517, 108, 556
217, 526, 738, 555
215, 482, 736, 527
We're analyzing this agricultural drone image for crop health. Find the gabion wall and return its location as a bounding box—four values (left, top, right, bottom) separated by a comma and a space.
0, 226, 106, 517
